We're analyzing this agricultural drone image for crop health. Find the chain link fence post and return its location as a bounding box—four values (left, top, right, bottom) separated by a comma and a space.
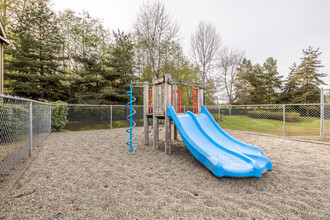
29, 101, 33, 156
110, 105, 112, 130
283, 104, 286, 137
320, 88, 324, 137
49, 102, 52, 133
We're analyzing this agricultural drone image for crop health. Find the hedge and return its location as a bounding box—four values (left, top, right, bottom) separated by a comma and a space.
0, 104, 29, 143
248, 110, 300, 122
52, 101, 68, 132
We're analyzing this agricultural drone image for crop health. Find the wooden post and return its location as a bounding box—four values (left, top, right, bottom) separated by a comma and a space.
153, 78, 159, 149
164, 74, 172, 154
173, 85, 178, 140
159, 84, 163, 113
198, 84, 204, 114
143, 82, 149, 145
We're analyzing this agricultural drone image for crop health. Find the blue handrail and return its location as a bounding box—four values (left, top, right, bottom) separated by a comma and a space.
126, 84, 136, 152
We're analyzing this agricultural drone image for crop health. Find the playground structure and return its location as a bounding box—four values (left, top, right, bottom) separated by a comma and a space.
127, 74, 204, 155
145, 74, 204, 155
127, 74, 272, 177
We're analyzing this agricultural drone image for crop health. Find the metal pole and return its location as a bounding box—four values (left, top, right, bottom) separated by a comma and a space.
283, 104, 286, 137
320, 88, 324, 137
49, 102, 52, 133
184, 105, 186, 113
110, 105, 112, 130
129, 85, 133, 151
218, 106, 221, 124
29, 101, 33, 156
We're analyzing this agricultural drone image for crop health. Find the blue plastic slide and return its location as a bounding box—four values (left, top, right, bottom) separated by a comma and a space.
167, 105, 272, 178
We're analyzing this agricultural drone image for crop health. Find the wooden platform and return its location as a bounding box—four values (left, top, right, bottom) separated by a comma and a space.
147, 113, 165, 118
146, 113, 185, 119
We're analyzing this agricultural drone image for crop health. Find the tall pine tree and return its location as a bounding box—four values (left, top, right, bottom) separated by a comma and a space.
5, 1, 67, 101
262, 57, 282, 104
234, 58, 252, 105
281, 63, 298, 103
107, 30, 135, 103
291, 46, 325, 103
248, 64, 265, 104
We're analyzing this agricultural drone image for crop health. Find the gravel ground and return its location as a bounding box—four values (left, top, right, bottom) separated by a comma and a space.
0, 127, 329, 219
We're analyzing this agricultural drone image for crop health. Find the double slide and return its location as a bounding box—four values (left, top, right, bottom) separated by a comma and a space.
167, 105, 272, 178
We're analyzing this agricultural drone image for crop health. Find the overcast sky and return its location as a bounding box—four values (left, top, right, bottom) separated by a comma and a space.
53, 0, 330, 86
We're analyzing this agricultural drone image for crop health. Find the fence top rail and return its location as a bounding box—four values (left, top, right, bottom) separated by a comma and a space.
1, 93, 326, 108
207, 103, 325, 108
51, 103, 144, 107
0, 93, 50, 105
50, 103, 329, 108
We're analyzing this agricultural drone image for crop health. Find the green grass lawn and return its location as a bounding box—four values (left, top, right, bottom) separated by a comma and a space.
216, 114, 323, 136
62, 119, 144, 131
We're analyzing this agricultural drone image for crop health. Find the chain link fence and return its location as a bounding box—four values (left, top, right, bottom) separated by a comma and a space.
0, 94, 51, 184
55, 105, 144, 131
208, 103, 330, 141
2, 92, 330, 184
321, 88, 330, 138
56, 102, 330, 141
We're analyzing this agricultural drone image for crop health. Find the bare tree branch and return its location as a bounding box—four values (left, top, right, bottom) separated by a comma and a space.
190, 21, 222, 85
216, 47, 244, 104
133, 1, 180, 79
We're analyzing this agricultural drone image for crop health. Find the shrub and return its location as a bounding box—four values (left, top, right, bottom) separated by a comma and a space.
52, 101, 68, 132
285, 112, 301, 122
248, 110, 300, 122
0, 104, 29, 143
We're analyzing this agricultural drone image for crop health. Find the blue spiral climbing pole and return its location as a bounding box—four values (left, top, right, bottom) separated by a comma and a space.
126, 83, 136, 152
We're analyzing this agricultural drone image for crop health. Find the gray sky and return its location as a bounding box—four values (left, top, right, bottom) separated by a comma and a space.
53, 0, 330, 86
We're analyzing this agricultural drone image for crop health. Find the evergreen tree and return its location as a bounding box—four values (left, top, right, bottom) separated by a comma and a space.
281, 63, 298, 103
262, 57, 282, 104
291, 46, 325, 103
234, 58, 252, 105
5, 1, 67, 101
58, 10, 121, 104
107, 30, 135, 103
70, 53, 116, 104
248, 64, 265, 104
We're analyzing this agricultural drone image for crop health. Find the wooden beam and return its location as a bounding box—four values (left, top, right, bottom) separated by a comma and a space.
173, 85, 178, 140
159, 84, 163, 112
164, 74, 172, 155
152, 78, 159, 149
0, 36, 10, 45
154, 76, 165, 85
132, 82, 153, 85
143, 82, 149, 145
168, 79, 205, 89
